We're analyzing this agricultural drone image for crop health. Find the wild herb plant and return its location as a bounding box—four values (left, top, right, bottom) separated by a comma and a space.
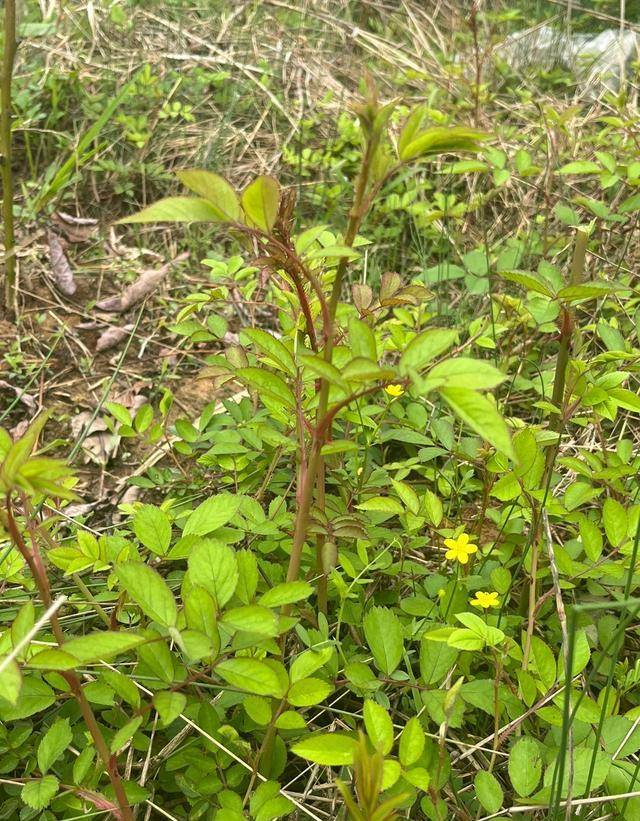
2, 14, 640, 821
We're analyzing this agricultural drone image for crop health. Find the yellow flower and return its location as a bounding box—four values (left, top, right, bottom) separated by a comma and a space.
385, 384, 404, 398
470, 590, 500, 609
444, 532, 478, 565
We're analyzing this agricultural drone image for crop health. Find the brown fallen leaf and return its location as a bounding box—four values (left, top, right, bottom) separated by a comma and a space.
95, 323, 135, 353
96, 251, 189, 312
48, 230, 77, 296
0, 379, 38, 410
51, 211, 98, 243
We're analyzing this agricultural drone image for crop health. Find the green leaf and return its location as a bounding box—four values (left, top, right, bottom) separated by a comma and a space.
399, 717, 425, 767
404, 766, 431, 790
117, 196, 225, 224
221, 606, 278, 637
557, 160, 601, 175
440, 387, 514, 459
38, 718, 72, 774
426, 357, 507, 390
176, 170, 240, 221
287, 677, 333, 707
237, 367, 296, 409
235, 548, 259, 604
400, 126, 486, 162
306, 244, 360, 261
216, 658, 286, 698
259, 581, 313, 608
603, 497, 628, 547
184, 493, 241, 537
240, 328, 296, 376
188, 540, 238, 608
241, 176, 280, 232
356, 496, 404, 515
474, 770, 503, 813
419, 640, 457, 684
363, 699, 394, 754
349, 318, 377, 361
0, 676, 55, 720
153, 691, 186, 727
291, 733, 356, 766
498, 269, 555, 297
363, 607, 403, 675
580, 517, 603, 561
290, 648, 333, 683
610, 388, 640, 413
116, 563, 177, 627
399, 329, 458, 375
110, 716, 143, 754
557, 282, 625, 301
529, 636, 556, 689
38, 632, 144, 665
133, 505, 171, 556
21, 776, 59, 810
184, 586, 218, 643
508, 737, 542, 797
0, 658, 22, 705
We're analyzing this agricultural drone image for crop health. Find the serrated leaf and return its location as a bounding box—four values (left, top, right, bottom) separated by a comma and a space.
475, 770, 503, 813
21, 776, 59, 810
153, 691, 186, 727
399, 329, 458, 375
0, 658, 22, 705
216, 658, 286, 698
440, 387, 514, 459
116, 564, 177, 627
132, 505, 171, 555
363, 607, 403, 675
364, 699, 394, 754
188, 540, 238, 608
259, 581, 313, 608
287, 677, 333, 707
499, 269, 555, 297
38, 718, 72, 774
557, 160, 601, 175
508, 737, 542, 797
184, 493, 241, 536
291, 733, 356, 766
399, 717, 425, 767
221, 606, 278, 637
356, 496, 404, 515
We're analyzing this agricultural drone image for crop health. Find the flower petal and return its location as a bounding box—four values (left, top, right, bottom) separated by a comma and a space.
458, 533, 469, 546
444, 539, 457, 550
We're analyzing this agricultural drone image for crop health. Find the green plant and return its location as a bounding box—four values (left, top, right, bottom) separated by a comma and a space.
1, 0, 17, 317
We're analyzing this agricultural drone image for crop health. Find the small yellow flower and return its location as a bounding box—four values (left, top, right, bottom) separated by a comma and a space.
470, 591, 500, 609
385, 384, 405, 398
444, 532, 478, 565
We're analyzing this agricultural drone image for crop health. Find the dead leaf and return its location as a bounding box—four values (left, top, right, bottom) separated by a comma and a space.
96, 252, 189, 312
51, 211, 98, 243
95, 324, 135, 352
0, 380, 38, 411
76, 789, 123, 820
70, 412, 120, 465
48, 231, 77, 296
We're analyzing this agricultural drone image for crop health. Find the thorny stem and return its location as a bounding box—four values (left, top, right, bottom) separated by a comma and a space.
522, 229, 588, 670
5, 497, 134, 821
1, 0, 17, 318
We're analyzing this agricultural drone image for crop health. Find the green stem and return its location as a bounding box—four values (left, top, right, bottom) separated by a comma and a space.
1, 0, 17, 318
522, 228, 588, 670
